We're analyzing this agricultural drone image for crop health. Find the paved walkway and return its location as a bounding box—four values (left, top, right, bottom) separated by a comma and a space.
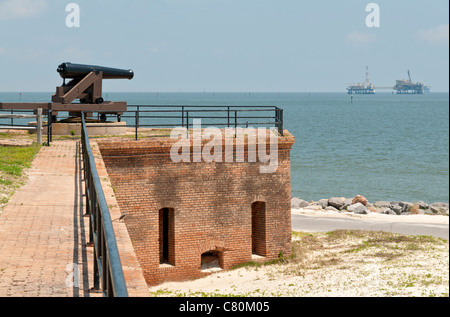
0, 140, 148, 297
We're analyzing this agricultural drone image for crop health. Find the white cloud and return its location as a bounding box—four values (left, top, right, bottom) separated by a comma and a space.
417, 24, 449, 45
0, 0, 48, 21
345, 31, 376, 48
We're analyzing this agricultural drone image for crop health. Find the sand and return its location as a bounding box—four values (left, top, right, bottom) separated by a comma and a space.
148, 209, 449, 297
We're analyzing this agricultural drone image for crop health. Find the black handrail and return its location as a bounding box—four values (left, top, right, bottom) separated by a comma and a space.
80, 112, 128, 297
91, 105, 284, 140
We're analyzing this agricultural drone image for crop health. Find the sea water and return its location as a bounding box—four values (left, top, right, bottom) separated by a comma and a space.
2, 91, 448, 204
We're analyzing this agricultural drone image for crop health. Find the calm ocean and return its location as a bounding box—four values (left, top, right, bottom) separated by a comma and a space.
2, 91, 449, 204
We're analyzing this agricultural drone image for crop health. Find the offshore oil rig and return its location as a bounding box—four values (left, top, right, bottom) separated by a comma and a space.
347, 67, 430, 95
346, 66, 375, 94
393, 70, 427, 94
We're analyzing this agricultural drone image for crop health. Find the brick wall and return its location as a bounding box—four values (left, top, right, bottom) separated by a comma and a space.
97, 131, 295, 286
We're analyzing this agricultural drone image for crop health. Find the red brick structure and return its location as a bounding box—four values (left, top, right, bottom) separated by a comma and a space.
97, 130, 295, 286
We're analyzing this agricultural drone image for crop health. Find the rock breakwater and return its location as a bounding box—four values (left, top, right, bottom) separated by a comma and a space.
291, 196, 449, 216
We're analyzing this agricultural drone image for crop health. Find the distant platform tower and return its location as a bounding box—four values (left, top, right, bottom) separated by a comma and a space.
393, 70, 426, 94
347, 66, 375, 94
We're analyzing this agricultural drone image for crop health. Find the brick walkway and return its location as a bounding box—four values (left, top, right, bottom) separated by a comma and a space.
0, 140, 148, 297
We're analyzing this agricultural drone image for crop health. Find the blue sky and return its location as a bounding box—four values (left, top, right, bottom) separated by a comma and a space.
0, 0, 448, 92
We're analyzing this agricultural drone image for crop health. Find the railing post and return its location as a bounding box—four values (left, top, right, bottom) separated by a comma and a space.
135, 106, 140, 141
234, 110, 237, 138
186, 111, 189, 134
47, 107, 53, 145
275, 107, 284, 136
275, 108, 279, 134
46, 110, 50, 146
182, 106, 185, 128
93, 229, 100, 290
279, 108, 284, 136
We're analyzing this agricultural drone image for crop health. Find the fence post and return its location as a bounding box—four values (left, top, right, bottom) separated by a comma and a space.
47, 109, 53, 145
135, 107, 140, 141
186, 111, 189, 135
234, 110, 237, 138
37, 108, 42, 145
182, 106, 185, 128
275, 108, 284, 136
279, 108, 284, 136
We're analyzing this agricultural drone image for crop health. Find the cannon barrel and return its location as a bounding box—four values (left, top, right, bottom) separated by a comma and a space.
57, 62, 134, 80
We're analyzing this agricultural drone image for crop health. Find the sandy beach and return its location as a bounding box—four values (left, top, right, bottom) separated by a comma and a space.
149, 209, 449, 297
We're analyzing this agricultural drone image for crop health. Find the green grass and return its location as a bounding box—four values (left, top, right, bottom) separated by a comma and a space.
0, 145, 41, 177
0, 132, 35, 140
0, 144, 41, 210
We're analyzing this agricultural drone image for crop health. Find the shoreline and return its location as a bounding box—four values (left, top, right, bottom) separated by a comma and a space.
291, 196, 449, 218
291, 207, 449, 225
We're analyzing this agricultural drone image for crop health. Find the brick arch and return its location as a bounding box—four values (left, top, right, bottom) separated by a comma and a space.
154, 202, 177, 213
198, 239, 226, 255
252, 195, 269, 204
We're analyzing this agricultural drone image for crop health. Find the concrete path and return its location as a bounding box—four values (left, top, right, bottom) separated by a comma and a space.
0, 140, 148, 297
292, 212, 449, 240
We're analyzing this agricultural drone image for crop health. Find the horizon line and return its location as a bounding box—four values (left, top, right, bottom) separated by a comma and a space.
1, 91, 449, 94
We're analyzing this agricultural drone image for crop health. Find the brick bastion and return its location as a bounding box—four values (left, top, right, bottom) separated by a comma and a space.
96, 129, 295, 286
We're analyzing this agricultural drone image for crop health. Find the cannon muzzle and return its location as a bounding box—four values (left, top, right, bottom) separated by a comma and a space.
57, 62, 134, 80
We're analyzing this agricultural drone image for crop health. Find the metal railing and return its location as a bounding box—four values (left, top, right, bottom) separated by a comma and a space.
0, 108, 53, 145
90, 105, 284, 140
80, 112, 128, 297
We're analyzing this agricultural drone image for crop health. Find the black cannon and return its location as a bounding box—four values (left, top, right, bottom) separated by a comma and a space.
1, 62, 132, 122
53, 62, 134, 105
57, 62, 134, 80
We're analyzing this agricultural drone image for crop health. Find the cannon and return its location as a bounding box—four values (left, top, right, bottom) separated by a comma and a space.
53, 62, 134, 105
57, 62, 134, 80
1, 62, 132, 121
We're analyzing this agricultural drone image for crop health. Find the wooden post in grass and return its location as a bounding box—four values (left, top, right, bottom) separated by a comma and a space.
37, 108, 42, 145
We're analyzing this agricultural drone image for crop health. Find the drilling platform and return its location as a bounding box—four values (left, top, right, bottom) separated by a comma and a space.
347, 68, 429, 95
393, 70, 426, 94
346, 66, 375, 94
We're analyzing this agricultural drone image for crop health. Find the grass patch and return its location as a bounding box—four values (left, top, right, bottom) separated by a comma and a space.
0, 144, 41, 211
0, 131, 35, 140
0, 145, 41, 176
289, 230, 446, 270
343, 232, 444, 254
372, 251, 403, 260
